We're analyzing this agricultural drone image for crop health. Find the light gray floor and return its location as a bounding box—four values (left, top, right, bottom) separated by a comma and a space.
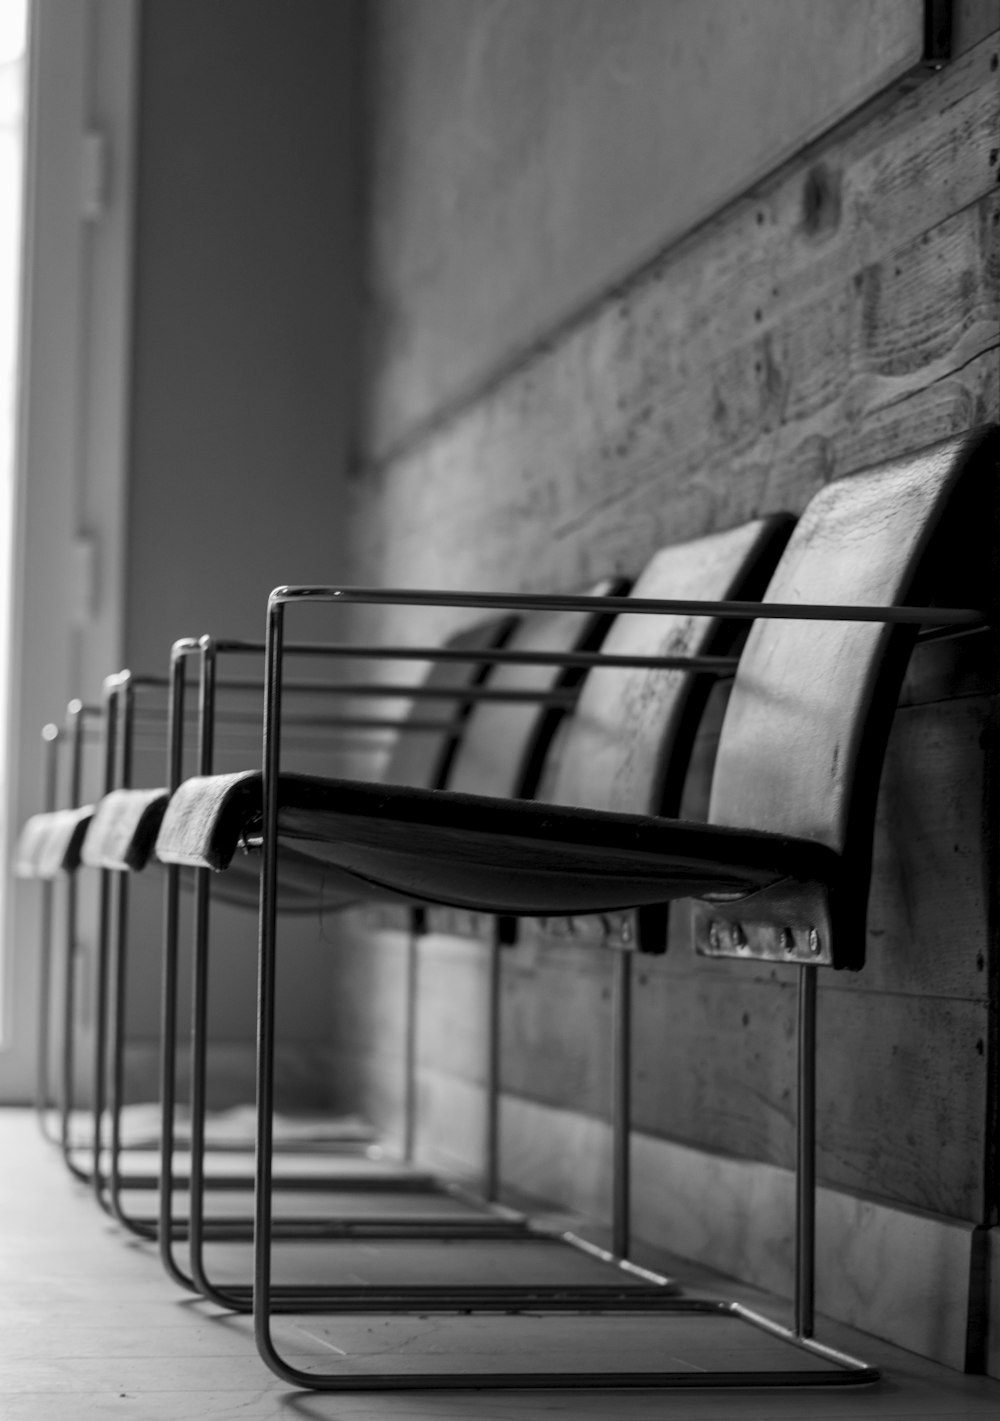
2, 1108, 999, 1419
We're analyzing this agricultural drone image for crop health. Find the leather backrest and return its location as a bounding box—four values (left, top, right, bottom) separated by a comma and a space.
709, 430, 996, 854
384, 617, 517, 789
548, 517, 793, 817
445, 577, 628, 801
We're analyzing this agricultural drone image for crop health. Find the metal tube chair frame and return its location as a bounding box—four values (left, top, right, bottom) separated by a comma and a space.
89, 666, 275, 1237
250, 441, 989, 1389
46, 697, 104, 1182
85, 658, 393, 1239
158, 632, 582, 1300
50, 674, 202, 1209
166, 628, 688, 1313
93, 661, 406, 1244
25, 712, 104, 1152
86, 668, 259, 1223
33, 720, 63, 1143
90, 669, 172, 1226
23, 690, 150, 1184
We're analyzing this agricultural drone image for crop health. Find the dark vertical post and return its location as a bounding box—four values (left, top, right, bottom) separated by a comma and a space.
483, 932, 502, 1201
107, 675, 135, 1220
795, 962, 818, 1338
611, 946, 632, 1259
188, 637, 218, 1293
255, 598, 285, 1354
158, 641, 199, 1290
60, 700, 86, 1170
402, 930, 419, 1161
91, 679, 120, 1203
35, 723, 61, 1135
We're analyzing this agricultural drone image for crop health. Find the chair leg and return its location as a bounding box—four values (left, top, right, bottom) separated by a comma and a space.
88, 862, 158, 1217
187, 867, 244, 1305
59, 871, 90, 1183
402, 932, 419, 1162
35, 876, 59, 1143
101, 870, 161, 1238
35, 724, 61, 1143
483, 933, 501, 1202
795, 962, 818, 1340
611, 947, 631, 1260
90, 868, 113, 1209
157, 862, 200, 1292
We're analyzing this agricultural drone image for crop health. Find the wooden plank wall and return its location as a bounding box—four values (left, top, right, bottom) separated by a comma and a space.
329, 5, 1000, 1348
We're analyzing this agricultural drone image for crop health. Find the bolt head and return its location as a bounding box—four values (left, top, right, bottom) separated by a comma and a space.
780, 927, 796, 954
808, 928, 821, 956
708, 921, 722, 950
730, 922, 747, 950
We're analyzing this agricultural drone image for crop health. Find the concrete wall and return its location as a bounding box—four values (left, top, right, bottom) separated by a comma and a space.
127, 0, 360, 663
117, 0, 362, 1091
363, 0, 946, 457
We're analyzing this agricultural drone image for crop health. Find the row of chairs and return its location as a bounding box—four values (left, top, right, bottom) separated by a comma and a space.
15, 427, 995, 1391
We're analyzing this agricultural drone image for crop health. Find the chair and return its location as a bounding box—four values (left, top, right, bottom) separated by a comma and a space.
154, 594, 670, 1311
157, 515, 792, 1322
156, 615, 557, 1307
246, 427, 993, 1389
14, 700, 99, 1177
17, 682, 193, 1205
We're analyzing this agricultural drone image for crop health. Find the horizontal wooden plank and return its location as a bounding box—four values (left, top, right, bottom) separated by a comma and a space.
630, 978, 988, 1218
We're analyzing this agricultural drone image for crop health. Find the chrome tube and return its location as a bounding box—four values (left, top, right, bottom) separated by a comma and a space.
795, 963, 818, 1339
34, 723, 61, 1138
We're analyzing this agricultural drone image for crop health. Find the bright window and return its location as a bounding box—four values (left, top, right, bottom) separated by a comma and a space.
0, 0, 29, 1029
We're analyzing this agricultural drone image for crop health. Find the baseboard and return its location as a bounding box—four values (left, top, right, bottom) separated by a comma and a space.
413, 1068, 980, 1371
